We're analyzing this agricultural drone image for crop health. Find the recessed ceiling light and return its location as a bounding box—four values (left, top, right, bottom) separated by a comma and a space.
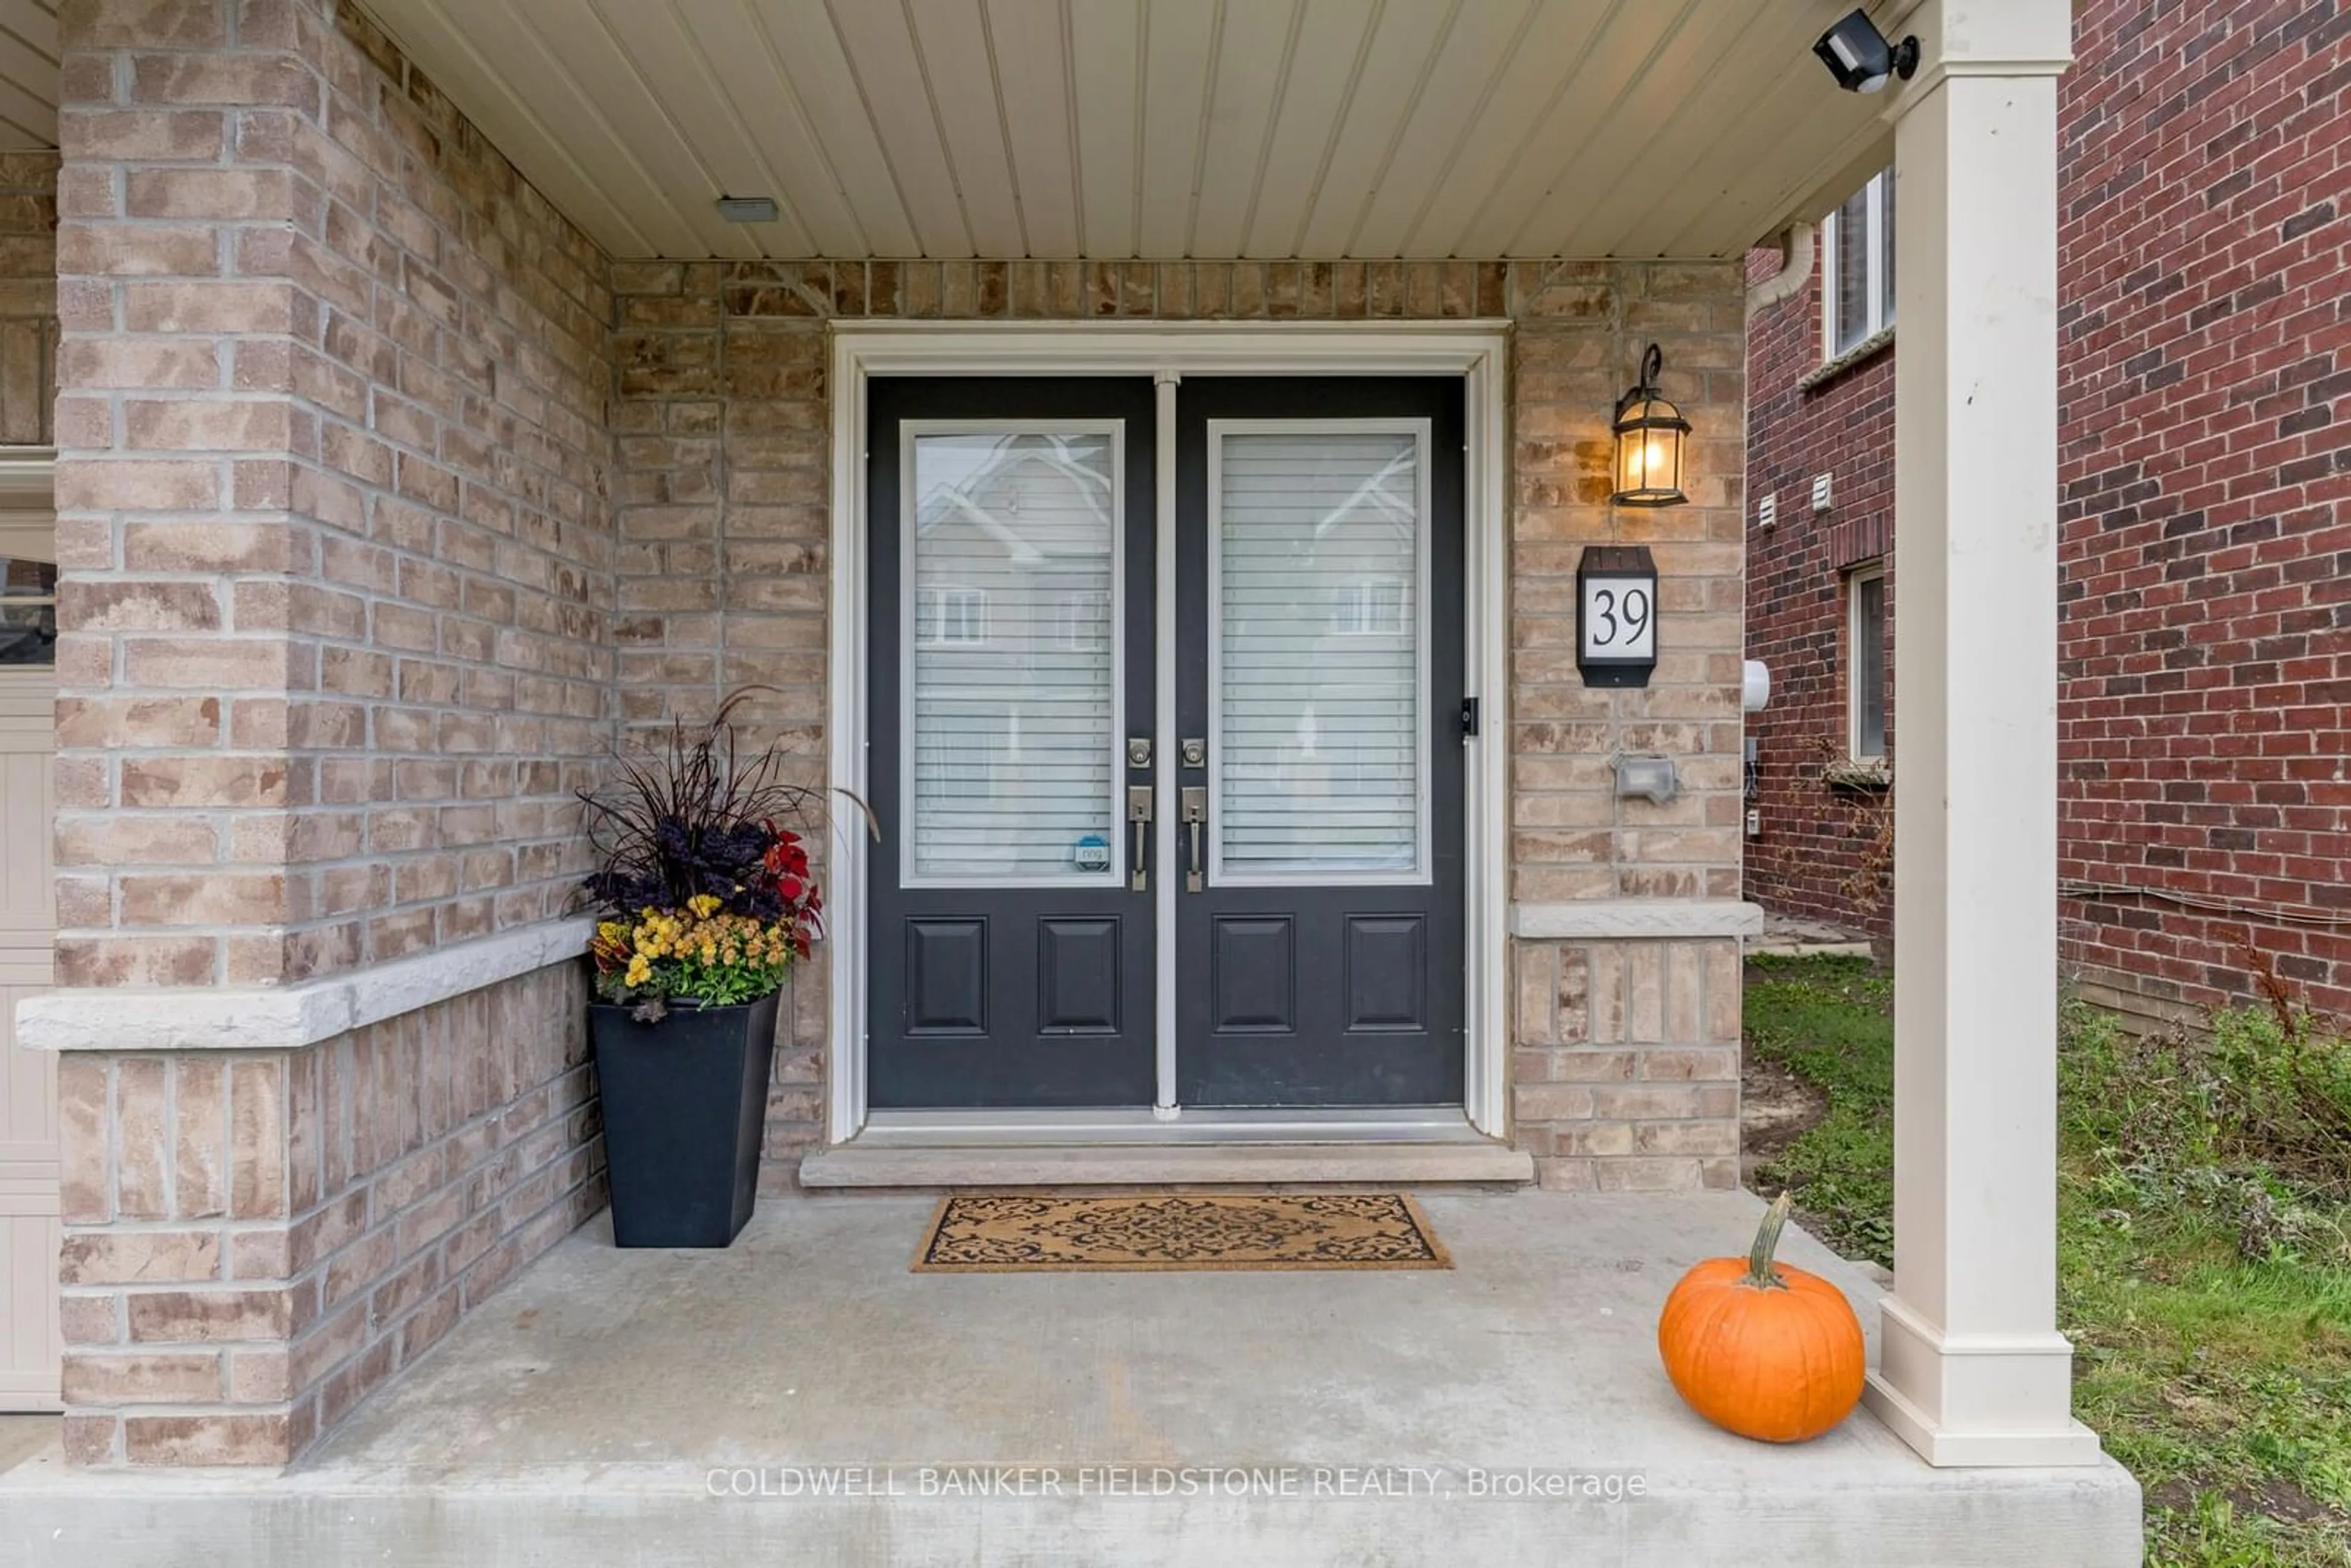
716, 195, 779, 224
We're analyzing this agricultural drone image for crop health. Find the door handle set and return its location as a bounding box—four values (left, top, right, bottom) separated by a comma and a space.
1180, 787, 1206, 893
1179, 740, 1207, 893
1127, 786, 1153, 892
1125, 743, 1207, 895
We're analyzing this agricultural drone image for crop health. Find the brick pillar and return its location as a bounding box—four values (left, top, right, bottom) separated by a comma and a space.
50, 0, 324, 1467
47, 0, 612, 1466
51, 0, 322, 990
1502, 261, 1752, 1189
54, 0, 609, 988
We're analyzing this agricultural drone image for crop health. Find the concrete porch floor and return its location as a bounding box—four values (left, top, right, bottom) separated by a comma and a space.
0, 1190, 2138, 1566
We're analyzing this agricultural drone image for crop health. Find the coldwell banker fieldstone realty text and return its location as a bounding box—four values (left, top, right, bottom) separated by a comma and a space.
704, 1467, 1651, 1501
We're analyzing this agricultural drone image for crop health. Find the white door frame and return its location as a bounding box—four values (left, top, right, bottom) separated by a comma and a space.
825, 324, 1510, 1144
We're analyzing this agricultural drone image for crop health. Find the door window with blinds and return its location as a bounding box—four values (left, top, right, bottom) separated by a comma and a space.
900, 424, 1124, 885
1207, 421, 1431, 885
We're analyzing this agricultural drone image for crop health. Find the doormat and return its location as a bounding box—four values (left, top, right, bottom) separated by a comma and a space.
912, 1192, 1450, 1272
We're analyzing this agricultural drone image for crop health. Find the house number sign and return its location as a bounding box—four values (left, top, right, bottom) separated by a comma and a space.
1576, 544, 1659, 689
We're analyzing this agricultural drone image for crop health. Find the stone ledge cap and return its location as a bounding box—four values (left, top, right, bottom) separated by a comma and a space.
15, 916, 596, 1052
1509, 899, 1766, 940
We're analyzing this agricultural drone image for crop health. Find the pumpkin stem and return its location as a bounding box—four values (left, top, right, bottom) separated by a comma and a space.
1744, 1192, 1795, 1290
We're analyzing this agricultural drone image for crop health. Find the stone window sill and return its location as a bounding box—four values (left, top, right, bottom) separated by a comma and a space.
1799, 327, 1895, 393
1822, 758, 1892, 792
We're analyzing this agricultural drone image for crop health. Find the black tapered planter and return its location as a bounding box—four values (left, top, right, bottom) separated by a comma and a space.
589, 990, 779, 1248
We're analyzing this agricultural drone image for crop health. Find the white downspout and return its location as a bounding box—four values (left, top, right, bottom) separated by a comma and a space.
1745, 221, 1817, 315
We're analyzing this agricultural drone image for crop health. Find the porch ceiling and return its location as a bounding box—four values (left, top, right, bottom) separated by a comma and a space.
358, 0, 1907, 263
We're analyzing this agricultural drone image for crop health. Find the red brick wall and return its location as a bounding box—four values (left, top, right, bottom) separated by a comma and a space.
2058, 0, 2351, 1022
1745, 0, 2351, 1015
1740, 244, 1897, 936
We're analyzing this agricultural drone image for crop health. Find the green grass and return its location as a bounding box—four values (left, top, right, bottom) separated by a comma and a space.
1743, 954, 2351, 1567
1742, 955, 1895, 1267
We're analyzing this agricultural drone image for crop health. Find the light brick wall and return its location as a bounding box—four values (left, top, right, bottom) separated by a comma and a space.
55, 962, 598, 1466
51, 0, 613, 989
609, 257, 1749, 1192
1507, 262, 1747, 906
1513, 938, 1744, 1191
608, 275, 830, 1185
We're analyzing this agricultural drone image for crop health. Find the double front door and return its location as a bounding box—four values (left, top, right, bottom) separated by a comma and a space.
867, 376, 1464, 1110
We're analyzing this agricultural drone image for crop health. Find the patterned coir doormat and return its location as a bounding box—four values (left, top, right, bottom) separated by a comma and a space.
912, 1191, 1451, 1272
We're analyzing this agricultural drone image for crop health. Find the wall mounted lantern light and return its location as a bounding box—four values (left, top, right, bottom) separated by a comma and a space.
1610, 343, 1691, 507
1813, 9, 1920, 94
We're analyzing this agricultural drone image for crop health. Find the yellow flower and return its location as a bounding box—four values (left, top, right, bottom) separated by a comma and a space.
624, 956, 652, 986
688, 893, 722, 920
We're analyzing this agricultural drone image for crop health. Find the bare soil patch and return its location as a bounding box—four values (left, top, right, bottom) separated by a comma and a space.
1740, 1054, 1827, 1189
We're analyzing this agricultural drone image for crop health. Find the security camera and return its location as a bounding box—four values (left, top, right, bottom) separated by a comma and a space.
1813, 9, 1920, 93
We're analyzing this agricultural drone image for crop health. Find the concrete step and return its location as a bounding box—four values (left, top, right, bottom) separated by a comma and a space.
798, 1138, 1536, 1188
0, 1447, 2145, 1567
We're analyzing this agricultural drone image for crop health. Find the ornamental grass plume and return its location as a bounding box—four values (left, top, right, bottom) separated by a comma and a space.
577, 689, 872, 1021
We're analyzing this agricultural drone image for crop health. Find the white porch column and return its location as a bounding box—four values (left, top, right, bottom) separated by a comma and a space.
1864, 0, 2104, 1466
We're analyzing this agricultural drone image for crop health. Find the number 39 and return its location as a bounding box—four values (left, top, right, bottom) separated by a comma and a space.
1588, 587, 1651, 648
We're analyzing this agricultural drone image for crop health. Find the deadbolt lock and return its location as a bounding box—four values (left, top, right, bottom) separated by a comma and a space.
1180, 737, 1206, 768
1127, 736, 1152, 768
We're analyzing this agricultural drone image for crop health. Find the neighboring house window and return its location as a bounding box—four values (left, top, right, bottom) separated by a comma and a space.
1332, 579, 1408, 636
917, 585, 989, 647
1821, 171, 1895, 358
1848, 563, 1888, 760
939, 735, 993, 798
1057, 590, 1106, 653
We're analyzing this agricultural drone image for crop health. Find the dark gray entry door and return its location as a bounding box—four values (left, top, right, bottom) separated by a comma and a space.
866, 378, 1158, 1108
866, 375, 1465, 1111
1174, 378, 1466, 1106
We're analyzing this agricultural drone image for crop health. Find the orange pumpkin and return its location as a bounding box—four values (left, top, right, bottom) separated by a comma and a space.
1657, 1192, 1865, 1443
